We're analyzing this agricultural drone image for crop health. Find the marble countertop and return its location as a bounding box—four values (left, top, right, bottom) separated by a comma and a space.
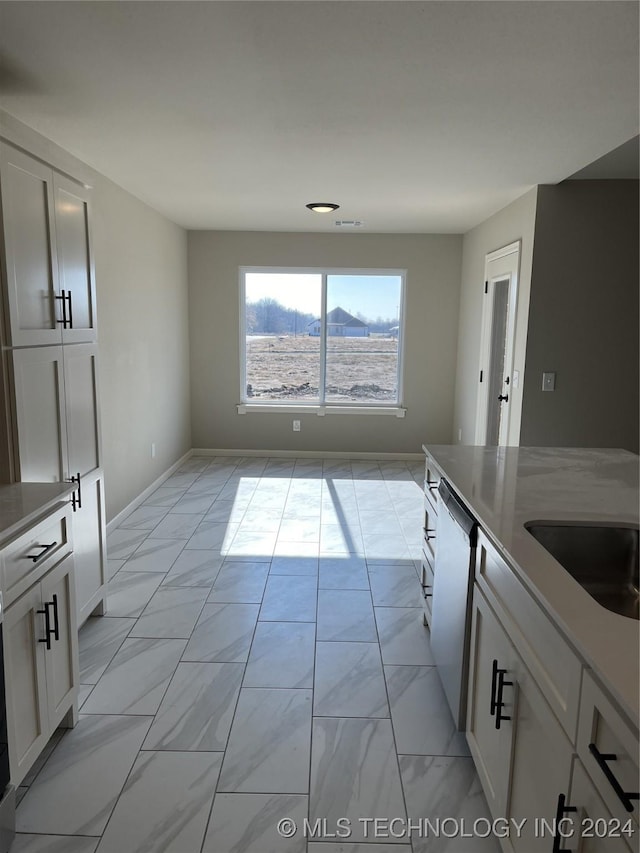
0, 482, 74, 545
423, 444, 640, 726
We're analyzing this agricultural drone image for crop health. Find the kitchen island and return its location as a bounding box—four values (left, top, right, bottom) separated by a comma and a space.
423, 445, 639, 853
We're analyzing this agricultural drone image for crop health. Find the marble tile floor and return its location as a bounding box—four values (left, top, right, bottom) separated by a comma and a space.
13, 456, 499, 853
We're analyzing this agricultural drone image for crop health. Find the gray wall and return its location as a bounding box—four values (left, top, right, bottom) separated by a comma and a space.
453, 189, 538, 445
93, 177, 191, 520
520, 180, 639, 452
188, 231, 462, 454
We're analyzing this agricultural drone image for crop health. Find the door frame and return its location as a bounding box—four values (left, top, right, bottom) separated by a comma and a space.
475, 240, 521, 445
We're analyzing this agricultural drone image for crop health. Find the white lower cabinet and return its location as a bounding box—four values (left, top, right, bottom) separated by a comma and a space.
567, 759, 637, 852
467, 587, 574, 852
3, 552, 78, 786
72, 470, 106, 623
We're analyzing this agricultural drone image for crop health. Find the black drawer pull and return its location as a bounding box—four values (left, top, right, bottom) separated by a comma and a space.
552, 793, 577, 853
55, 290, 69, 328
68, 472, 82, 511
588, 743, 639, 812
26, 542, 57, 563
37, 595, 60, 651
490, 659, 512, 729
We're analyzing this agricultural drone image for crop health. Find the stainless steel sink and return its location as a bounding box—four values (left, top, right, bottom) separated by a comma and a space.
524, 522, 639, 620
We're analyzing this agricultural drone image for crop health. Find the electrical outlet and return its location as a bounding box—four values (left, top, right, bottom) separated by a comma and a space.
293, 420, 301, 432
542, 372, 556, 392
151, 442, 156, 458
458, 428, 462, 442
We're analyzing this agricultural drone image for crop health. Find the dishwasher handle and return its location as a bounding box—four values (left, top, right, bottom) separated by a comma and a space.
438, 479, 477, 544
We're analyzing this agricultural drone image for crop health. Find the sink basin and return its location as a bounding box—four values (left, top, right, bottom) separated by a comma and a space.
524, 522, 639, 620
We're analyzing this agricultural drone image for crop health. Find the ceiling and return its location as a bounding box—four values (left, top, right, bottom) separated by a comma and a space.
0, 1, 638, 233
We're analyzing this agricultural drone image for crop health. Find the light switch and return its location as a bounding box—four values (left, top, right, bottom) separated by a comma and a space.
542, 372, 556, 392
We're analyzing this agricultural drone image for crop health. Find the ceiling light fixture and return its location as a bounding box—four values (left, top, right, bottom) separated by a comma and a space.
306, 202, 340, 213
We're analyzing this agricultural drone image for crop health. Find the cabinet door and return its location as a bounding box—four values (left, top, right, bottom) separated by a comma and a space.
53, 174, 97, 344
63, 343, 101, 478
40, 554, 78, 728
3, 585, 49, 786
10, 346, 69, 482
72, 470, 106, 625
507, 658, 574, 852
466, 587, 515, 817
569, 759, 636, 853
0, 143, 62, 347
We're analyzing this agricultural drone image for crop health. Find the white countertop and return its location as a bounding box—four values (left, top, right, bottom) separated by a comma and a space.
0, 482, 74, 545
423, 444, 640, 727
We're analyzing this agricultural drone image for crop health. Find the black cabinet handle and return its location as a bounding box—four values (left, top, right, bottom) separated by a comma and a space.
66, 291, 73, 329
426, 482, 438, 491
55, 290, 69, 328
423, 528, 436, 540
552, 793, 577, 853
26, 542, 57, 563
421, 584, 432, 599
68, 472, 82, 511
490, 659, 512, 729
37, 595, 60, 650
37, 601, 52, 650
498, 394, 509, 402
588, 743, 639, 812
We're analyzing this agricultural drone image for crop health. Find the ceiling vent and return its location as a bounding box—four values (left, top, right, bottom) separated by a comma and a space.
334, 220, 363, 227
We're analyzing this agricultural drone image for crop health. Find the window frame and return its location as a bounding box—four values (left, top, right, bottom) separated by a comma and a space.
238, 266, 407, 415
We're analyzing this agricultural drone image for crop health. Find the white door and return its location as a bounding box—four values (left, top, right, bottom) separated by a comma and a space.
476, 242, 520, 446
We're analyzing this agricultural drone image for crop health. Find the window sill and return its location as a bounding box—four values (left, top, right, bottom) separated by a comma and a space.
237, 403, 406, 418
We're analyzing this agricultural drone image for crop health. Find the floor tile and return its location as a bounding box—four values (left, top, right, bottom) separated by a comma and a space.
95, 750, 222, 853
363, 534, 412, 564
161, 550, 224, 587
78, 616, 135, 684
259, 575, 317, 622
170, 493, 217, 514
375, 608, 435, 665
130, 586, 208, 638
272, 539, 319, 559
106, 559, 124, 580
142, 486, 187, 507
204, 501, 247, 523
320, 524, 364, 556
385, 666, 469, 756
314, 642, 388, 718
202, 793, 307, 853
16, 715, 151, 836
162, 472, 200, 489
207, 562, 269, 603
318, 556, 369, 589
11, 836, 99, 853
316, 590, 376, 642
277, 518, 320, 543
106, 571, 164, 618
118, 505, 169, 530
121, 539, 185, 573
182, 602, 259, 662
398, 755, 500, 853
81, 637, 186, 715
22, 728, 65, 786
238, 507, 284, 533
143, 661, 244, 751
309, 717, 406, 844
105, 528, 148, 560
177, 456, 212, 473
368, 565, 423, 607
244, 622, 315, 688
270, 554, 319, 575
358, 510, 404, 536
227, 529, 277, 559
218, 688, 312, 794
185, 520, 239, 551
78, 683, 94, 710
148, 512, 204, 540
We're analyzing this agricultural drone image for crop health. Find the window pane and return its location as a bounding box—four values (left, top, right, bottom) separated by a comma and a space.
244, 273, 321, 401
324, 274, 402, 403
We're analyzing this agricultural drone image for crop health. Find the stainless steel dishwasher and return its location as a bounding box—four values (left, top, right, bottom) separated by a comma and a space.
430, 478, 478, 731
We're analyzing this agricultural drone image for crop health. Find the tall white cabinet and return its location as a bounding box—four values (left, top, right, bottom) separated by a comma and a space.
0, 140, 106, 625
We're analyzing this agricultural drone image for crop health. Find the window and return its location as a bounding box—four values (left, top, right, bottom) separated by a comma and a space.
240, 267, 405, 410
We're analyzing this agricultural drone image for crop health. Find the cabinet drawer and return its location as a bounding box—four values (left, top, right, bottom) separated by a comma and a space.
569, 758, 637, 852
577, 671, 639, 830
476, 530, 582, 742
420, 561, 434, 624
2, 505, 72, 606
424, 456, 441, 498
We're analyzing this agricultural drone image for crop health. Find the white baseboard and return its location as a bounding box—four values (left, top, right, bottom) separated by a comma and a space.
191, 448, 423, 461
106, 450, 193, 535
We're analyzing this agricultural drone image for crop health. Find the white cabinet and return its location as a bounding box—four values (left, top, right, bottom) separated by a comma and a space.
421, 451, 441, 626
0, 142, 97, 347
467, 586, 574, 852
0, 142, 106, 625
2, 504, 79, 786
567, 759, 636, 852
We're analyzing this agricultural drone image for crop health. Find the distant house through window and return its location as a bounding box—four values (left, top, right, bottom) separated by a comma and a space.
240, 268, 406, 407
